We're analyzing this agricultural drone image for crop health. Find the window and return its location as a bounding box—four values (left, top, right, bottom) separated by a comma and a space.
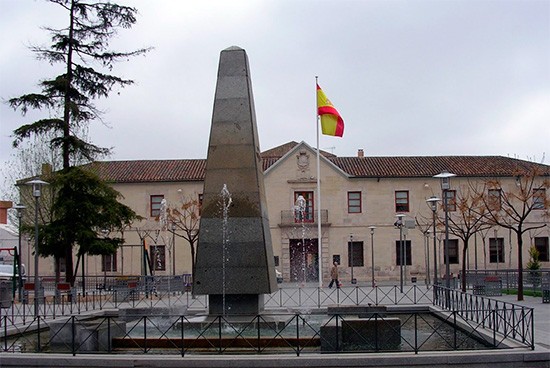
488, 189, 501, 211
347, 192, 362, 213
533, 188, 546, 210
59, 257, 66, 273
294, 191, 314, 222
395, 191, 409, 212
395, 240, 412, 266
348, 241, 364, 267
150, 195, 164, 217
198, 193, 203, 216
444, 239, 459, 264
150, 245, 166, 271
489, 237, 504, 264
444, 190, 456, 212
535, 237, 549, 262
102, 253, 117, 272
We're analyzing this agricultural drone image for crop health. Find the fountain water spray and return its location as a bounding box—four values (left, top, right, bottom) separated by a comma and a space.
220, 184, 232, 315
294, 195, 307, 286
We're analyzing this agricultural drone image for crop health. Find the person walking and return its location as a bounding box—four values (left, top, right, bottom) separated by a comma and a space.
328, 261, 340, 288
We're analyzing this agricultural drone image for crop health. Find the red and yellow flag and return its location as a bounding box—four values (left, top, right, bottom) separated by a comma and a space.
317, 84, 344, 137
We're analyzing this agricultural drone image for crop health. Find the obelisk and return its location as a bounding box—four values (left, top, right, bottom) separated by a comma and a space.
193, 46, 278, 315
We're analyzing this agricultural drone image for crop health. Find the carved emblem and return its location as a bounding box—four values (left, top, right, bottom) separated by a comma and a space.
297, 149, 309, 172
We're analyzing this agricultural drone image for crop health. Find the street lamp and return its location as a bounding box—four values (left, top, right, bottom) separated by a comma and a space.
171, 222, 177, 276
26, 179, 48, 316
369, 226, 376, 287
434, 171, 456, 307
395, 214, 406, 292
13, 203, 26, 302
493, 228, 499, 271
426, 196, 441, 286
424, 229, 431, 286
349, 234, 356, 284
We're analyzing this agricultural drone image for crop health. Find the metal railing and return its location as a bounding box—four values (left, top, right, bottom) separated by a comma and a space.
265, 285, 433, 308
1, 310, 510, 356
279, 210, 329, 226
464, 269, 550, 296
0, 284, 433, 327
433, 285, 534, 349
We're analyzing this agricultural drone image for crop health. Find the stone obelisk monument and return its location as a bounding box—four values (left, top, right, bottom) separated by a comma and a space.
193, 46, 278, 315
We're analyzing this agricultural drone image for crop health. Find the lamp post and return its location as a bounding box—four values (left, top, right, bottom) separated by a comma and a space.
493, 228, 499, 271
426, 196, 441, 286
171, 222, 176, 276
13, 203, 26, 302
425, 229, 431, 286
434, 171, 455, 308
369, 226, 376, 287
26, 179, 48, 316
395, 214, 405, 292
349, 234, 356, 284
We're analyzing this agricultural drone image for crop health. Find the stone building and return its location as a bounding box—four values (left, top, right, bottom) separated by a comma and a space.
17, 141, 550, 285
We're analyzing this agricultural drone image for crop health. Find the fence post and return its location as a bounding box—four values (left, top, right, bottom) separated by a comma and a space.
181, 316, 185, 357
3, 315, 7, 351
492, 309, 497, 347
296, 314, 300, 356
107, 316, 112, 353
414, 312, 418, 354
453, 311, 457, 350
71, 315, 76, 356
36, 316, 41, 352
143, 316, 148, 354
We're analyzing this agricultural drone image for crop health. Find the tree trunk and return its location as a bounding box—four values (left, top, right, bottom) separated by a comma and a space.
517, 231, 524, 301
461, 239, 469, 292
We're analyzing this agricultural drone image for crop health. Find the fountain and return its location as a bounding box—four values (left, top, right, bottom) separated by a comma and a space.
193, 46, 278, 315
294, 195, 308, 285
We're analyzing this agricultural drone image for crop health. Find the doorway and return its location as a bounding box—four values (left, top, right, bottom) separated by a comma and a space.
289, 238, 318, 282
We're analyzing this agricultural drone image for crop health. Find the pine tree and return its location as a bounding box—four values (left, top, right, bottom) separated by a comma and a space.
6, 0, 151, 284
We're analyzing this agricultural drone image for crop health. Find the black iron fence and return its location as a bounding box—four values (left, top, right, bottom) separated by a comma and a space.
464, 269, 550, 297
1, 310, 514, 356
0, 284, 433, 326
433, 285, 534, 349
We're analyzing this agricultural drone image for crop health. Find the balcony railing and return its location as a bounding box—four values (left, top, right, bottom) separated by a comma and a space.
280, 210, 329, 226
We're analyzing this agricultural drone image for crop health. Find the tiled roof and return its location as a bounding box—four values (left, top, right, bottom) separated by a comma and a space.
330, 156, 550, 178
82, 160, 206, 183
83, 143, 550, 183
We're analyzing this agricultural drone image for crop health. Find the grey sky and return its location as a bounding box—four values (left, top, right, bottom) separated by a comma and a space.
1, 0, 548, 171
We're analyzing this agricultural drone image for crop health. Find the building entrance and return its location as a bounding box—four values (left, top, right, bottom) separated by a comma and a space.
289, 238, 318, 282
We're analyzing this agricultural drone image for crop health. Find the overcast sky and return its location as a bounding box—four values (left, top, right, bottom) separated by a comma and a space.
1, 0, 549, 173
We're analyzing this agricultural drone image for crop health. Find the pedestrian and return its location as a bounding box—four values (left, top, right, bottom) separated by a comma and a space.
328, 261, 339, 288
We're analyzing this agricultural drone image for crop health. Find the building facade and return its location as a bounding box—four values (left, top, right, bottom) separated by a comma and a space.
17, 141, 550, 285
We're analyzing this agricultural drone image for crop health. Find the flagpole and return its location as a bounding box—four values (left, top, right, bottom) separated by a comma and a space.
315, 76, 323, 288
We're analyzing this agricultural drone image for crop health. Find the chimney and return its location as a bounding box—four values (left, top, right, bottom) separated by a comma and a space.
42, 163, 52, 176
357, 149, 364, 158
0, 201, 13, 224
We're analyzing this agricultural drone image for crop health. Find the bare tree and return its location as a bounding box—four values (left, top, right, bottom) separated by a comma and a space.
476, 167, 549, 300
445, 184, 491, 291
166, 194, 201, 284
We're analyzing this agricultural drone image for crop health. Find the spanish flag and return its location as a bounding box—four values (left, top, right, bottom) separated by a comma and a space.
317, 84, 344, 137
